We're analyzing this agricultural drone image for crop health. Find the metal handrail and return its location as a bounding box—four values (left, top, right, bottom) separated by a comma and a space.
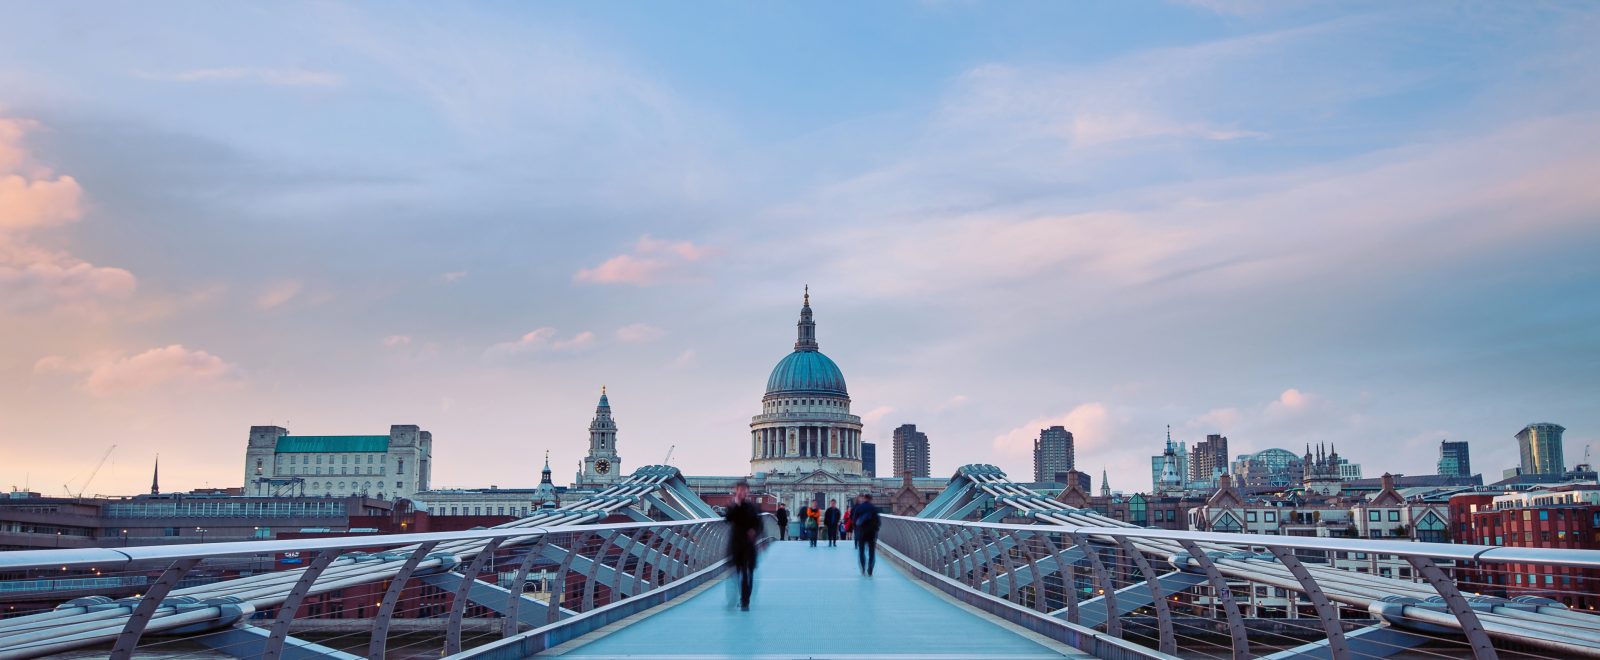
0, 518, 722, 572
883, 514, 1600, 568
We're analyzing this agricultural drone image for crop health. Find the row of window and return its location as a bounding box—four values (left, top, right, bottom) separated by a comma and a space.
104, 501, 348, 518
763, 398, 847, 411
436, 505, 533, 516
306, 480, 404, 492
275, 466, 386, 476
1366, 510, 1403, 522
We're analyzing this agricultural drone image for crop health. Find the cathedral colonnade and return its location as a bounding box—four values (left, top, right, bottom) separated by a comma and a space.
751, 426, 861, 459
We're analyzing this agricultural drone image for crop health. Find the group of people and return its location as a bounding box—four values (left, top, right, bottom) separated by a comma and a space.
775, 499, 851, 548
723, 483, 881, 610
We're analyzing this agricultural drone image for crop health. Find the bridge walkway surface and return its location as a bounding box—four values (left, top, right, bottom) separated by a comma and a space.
540, 539, 1087, 659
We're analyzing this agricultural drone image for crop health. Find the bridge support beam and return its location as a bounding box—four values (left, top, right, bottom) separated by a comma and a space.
1262, 624, 1432, 659
191, 624, 362, 660
1177, 540, 1249, 659
1056, 571, 1208, 627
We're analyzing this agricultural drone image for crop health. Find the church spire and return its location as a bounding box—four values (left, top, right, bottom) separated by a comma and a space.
1100, 467, 1111, 497
150, 455, 160, 496
794, 285, 819, 352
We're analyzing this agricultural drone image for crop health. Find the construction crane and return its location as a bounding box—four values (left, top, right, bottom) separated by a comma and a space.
64, 445, 116, 498
663, 444, 676, 465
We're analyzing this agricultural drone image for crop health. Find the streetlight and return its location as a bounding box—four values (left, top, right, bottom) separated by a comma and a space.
195, 527, 208, 543
121, 529, 128, 546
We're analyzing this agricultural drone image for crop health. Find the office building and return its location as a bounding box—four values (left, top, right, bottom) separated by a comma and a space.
892, 424, 932, 478
1438, 440, 1472, 478
1516, 423, 1566, 476
1033, 426, 1075, 483
1190, 434, 1229, 486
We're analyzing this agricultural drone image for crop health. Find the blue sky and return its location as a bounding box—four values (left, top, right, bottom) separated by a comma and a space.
2, 1, 1597, 496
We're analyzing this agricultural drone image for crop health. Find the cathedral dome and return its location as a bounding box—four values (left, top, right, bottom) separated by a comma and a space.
766, 350, 848, 396
764, 287, 848, 397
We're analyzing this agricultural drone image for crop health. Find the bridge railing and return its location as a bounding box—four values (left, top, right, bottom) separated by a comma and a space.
882, 515, 1600, 660
0, 517, 740, 659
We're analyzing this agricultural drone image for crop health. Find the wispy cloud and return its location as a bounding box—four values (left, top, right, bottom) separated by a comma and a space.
381, 335, 411, 348
615, 323, 665, 343
441, 271, 467, 283
668, 348, 697, 369
36, 345, 238, 396
135, 67, 343, 87
255, 280, 304, 310
485, 328, 596, 359
575, 236, 718, 286
0, 116, 135, 313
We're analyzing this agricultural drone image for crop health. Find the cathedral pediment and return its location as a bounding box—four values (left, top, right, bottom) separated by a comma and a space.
799, 470, 846, 484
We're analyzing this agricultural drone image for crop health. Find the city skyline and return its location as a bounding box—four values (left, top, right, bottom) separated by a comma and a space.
3, 2, 1599, 496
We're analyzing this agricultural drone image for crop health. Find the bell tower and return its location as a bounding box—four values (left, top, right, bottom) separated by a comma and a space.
579, 387, 622, 486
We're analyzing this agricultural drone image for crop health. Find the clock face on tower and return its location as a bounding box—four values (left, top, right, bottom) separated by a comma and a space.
595, 458, 611, 475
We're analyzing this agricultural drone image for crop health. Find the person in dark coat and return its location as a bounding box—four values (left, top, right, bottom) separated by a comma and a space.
724, 481, 762, 609
824, 500, 841, 547
850, 493, 881, 576
774, 503, 790, 541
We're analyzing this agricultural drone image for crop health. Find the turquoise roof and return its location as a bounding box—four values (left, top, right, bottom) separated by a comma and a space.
275, 436, 389, 453
766, 350, 848, 396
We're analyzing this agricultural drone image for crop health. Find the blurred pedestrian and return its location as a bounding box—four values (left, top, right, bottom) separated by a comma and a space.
851, 493, 881, 576
775, 503, 790, 541
724, 481, 762, 610
824, 499, 841, 547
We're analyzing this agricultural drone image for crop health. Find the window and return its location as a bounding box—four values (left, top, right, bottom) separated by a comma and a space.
397, 459, 405, 474
255, 458, 263, 474
1539, 510, 1549, 521
1368, 511, 1380, 522
1388, 510, 1400, 522
341, 455, 348, 464
316, 455, 323, 464
1246, 511, 1257, 522
1265, 511, 1276, 523
395, 481, 402, 489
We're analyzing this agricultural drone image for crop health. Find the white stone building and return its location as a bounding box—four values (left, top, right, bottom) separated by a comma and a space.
242, 425, 432, 500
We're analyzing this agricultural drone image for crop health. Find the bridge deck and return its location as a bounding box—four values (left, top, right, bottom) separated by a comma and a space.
544, 539, 1077, 658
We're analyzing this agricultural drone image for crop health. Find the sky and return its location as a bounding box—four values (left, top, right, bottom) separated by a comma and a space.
1, 1, 1598, 497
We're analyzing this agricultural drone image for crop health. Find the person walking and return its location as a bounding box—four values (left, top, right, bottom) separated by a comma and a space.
824, 500, 841, 547
851, 493, 881, 576
774, 503, 790, 541
804, 503, 820, 547
724, 481, 762, 610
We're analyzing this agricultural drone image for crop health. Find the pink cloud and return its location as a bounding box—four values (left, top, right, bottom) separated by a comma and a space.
255, 280, 304, 310
860, 405, 895, 425
992, 402, 1113, 457
668, 348, 697, 369
1266, 387, 1313, 416
0, 174, 84, 231
615, 322, 665, 342
38, 345, 238, 396
574, 235, 717, 285
0, 242, 136, 312
381, 335, 412, 347
485, 327, 595, 358
0, 117, 136, 312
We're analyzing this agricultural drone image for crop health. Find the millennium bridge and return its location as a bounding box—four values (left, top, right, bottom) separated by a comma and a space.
0, 465, 1595, 658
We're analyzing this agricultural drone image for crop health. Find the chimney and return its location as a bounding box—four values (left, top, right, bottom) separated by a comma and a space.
1381, 472, 1395, 492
